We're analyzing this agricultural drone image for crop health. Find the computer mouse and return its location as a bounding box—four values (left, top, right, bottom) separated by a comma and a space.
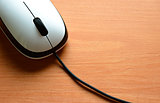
0, 0, 68, 59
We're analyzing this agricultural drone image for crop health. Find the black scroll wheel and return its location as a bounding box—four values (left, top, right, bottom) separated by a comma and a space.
33, 17, 48, 36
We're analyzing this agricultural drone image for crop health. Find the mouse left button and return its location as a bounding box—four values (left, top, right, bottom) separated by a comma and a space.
33, 17, 48, 36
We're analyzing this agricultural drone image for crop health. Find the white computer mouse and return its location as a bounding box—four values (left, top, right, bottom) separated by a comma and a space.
0, 0, 68, 59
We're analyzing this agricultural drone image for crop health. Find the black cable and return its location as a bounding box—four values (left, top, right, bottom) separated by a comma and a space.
53, 52, 130, 103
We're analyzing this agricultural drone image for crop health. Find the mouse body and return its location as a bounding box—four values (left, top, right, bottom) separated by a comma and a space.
0, 0, 68, 59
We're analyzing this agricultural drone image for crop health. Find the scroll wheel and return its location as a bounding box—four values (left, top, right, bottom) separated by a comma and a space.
33, 17, 48, 36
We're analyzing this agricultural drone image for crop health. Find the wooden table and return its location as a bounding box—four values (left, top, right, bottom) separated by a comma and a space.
0, 0, 160, 103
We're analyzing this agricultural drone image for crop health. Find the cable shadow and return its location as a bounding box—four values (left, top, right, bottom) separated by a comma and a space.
57, 63, 118, 103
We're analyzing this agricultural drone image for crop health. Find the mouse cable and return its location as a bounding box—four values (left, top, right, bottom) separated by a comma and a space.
53, 52, 130, 103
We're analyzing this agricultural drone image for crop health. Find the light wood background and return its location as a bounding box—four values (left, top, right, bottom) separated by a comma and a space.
0, 0, 160, 103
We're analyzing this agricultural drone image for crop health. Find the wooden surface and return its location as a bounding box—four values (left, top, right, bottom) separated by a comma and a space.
0, 0, 160, 103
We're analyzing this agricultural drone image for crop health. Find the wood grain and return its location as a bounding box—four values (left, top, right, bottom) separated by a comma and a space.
0, 0, 160, 103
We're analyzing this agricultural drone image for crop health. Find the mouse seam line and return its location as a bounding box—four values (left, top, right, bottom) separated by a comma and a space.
23, 1, 53, 50
23, 1, 36, 18
46, 36, 54, 49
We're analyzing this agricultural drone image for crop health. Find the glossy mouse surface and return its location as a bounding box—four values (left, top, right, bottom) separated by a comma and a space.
0, 0, 68, 59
